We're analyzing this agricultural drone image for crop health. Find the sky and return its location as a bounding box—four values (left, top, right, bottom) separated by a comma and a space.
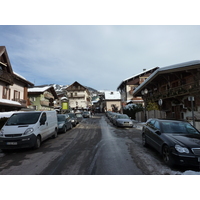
1, 1, 200, 91
2, 25, 200, 91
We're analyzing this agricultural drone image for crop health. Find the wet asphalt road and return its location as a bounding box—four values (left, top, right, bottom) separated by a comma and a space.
91, 116, 143, 175
0, 114, 194, 175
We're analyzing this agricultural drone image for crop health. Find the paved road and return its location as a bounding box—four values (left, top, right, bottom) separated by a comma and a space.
0, 114, 191, 175
90, 116, 143, 174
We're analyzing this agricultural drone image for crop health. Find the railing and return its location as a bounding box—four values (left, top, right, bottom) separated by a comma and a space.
0, 71, 13, 84
40, 100, 50, 106
149, 81, 200, 101
67, 94, 85, 98
44, 92, 54, 99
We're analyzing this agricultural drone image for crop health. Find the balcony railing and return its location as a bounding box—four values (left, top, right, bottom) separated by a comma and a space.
0, 71, 13, 85
149, 81, 200, 101
67, 94, 85, 98
40, 100, 50, 106
44, 93, 54, 99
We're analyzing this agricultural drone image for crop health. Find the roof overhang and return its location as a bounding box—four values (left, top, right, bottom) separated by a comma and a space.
133, 60, 200, 97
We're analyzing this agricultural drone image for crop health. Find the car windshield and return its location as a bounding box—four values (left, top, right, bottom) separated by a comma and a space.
57, 115, 66, 121
118, 115, 129, 119
76, 114, 82, 117
6, 112, 41, 125
161, 121, 199, 134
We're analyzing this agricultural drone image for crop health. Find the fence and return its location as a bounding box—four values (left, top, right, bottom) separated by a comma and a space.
135, 110, 166, 122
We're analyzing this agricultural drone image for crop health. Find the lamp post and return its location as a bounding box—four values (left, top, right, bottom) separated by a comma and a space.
141, 89, 148, 122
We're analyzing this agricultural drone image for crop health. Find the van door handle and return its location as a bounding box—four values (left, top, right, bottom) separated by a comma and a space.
46, 122, 48, 126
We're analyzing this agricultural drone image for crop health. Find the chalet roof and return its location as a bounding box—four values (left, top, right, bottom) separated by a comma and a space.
104, 91, 121, 100
13, 72, 34, 87
0, 46, 13, 74
117, 66, 159, 90
133, 60, 200, 96
28, 85, 58, 99
66, 81, 87, 90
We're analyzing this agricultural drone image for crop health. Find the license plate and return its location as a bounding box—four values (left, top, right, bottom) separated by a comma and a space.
198, 157, 200, 162
7, 142, 17, 145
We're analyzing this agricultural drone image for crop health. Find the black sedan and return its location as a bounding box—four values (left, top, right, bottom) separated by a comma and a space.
142, 118, 200, 167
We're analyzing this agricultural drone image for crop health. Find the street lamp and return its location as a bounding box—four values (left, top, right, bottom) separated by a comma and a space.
141, 89, 148, 122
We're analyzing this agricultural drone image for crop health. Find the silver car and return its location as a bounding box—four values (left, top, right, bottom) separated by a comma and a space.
113, 114, 133, 128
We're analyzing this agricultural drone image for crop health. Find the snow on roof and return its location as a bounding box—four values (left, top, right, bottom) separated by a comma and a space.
123, 66, 158, 82
13, 72, 27, 81
117, 67, 158, 90
133, 60, 200, 95
61, 97, 68, 100
0, 99, 21, 106
104, 91, 121, 100
28, 86, 51, 92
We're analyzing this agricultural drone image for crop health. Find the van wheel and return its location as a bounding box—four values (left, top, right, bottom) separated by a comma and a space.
53, 129, 58, 138
34, 136, 41, 149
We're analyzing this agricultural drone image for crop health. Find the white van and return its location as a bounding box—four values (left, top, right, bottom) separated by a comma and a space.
0, 111, 58, 151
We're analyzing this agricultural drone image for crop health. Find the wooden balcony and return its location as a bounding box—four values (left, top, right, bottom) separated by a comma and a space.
40, 100, 50, 106
44, 92, 54, 99
0, 71, 13, 85
149, 81, 200, 101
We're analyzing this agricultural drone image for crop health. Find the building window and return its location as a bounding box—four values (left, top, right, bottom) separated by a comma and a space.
14, 90, 20, 101
2, 86, 10, 99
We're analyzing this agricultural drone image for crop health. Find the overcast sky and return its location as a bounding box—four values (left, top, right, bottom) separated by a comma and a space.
1, 25, 200, 91
1, 0, 200, 91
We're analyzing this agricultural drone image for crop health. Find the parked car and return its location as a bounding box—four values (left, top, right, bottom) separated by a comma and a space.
57, 114, 72, 133
67, 113, 78, 127
142, 118, 200, 167
109, 112, 120, 124
82, 111, 90, 118
0, 111, 58, 150
112, 114, 133, 128
75, 113, 83, 123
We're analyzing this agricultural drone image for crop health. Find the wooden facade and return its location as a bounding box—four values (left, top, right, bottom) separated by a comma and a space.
117, 67, 159, 106
133, 61, 200, 120
0, 46, 34, 112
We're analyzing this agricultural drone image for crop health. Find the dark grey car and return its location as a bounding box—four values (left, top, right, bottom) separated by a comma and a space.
67, 113, 78, 127
75, 113, 83, 123
112, 114, 133, 128
57, 114, 72, 133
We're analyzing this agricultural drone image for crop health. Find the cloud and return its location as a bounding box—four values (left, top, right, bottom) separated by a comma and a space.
1, 25, 200, 90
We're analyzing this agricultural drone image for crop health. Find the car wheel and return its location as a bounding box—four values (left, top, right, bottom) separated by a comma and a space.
162, 145, 173, 167
34, 136, 41, 149
142, 133, 148, 147
63, 126, 66, 133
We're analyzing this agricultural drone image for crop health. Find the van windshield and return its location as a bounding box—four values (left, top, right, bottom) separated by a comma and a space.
6, 112, 41, 126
